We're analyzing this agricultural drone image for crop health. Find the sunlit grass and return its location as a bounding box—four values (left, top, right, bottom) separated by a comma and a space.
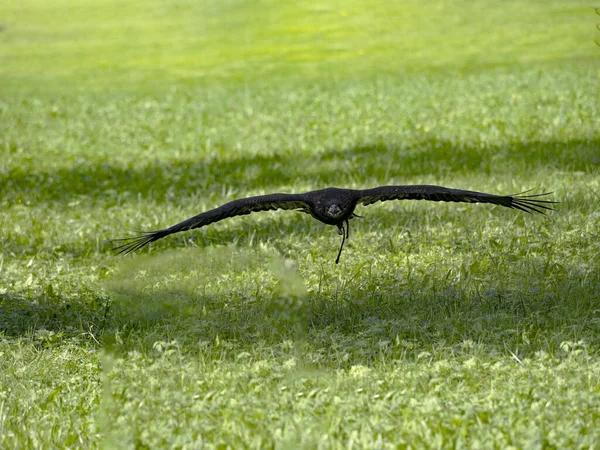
0, 0, 596, 90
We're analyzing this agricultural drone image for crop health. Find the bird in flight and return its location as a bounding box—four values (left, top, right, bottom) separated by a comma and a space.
113, 185, 555, 264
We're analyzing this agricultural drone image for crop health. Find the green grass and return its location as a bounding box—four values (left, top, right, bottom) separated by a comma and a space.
1, 0, 600, 447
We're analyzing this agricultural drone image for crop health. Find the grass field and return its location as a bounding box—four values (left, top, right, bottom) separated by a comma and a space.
1, 0, 600, 447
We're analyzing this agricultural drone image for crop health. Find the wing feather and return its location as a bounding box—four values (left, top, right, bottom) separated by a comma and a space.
112, 193, 309, 254
358, 185, 556, 214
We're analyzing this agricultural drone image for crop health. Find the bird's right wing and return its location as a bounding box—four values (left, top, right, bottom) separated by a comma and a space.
112, 193, 309, 254
357, 185, 555, 214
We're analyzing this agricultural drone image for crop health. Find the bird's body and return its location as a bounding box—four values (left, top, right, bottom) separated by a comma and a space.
113, 185, 555, 263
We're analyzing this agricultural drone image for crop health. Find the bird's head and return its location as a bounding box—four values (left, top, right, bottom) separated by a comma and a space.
326, 203, 344, 218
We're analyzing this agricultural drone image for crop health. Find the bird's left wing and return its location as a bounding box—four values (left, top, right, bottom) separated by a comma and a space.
112, 193, 309, 254
357, 185, 555, 214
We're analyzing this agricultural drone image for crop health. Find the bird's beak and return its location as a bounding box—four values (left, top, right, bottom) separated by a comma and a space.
328, 204, 342, 216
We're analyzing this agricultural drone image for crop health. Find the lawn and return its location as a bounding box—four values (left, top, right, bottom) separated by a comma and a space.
1, 0, 599, 447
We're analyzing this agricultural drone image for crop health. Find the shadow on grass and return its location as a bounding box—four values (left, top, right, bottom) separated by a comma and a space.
3, 138, 598, 206
0, 290, 110, 340
2, 246, 598, 364
99, 248, 600, 365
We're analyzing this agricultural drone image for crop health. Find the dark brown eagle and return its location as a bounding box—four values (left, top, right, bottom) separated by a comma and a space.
113, 185, 555, 263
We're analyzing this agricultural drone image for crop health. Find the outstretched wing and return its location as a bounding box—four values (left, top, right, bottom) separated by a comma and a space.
112, 193, 309, 254
357, 185, 556, 214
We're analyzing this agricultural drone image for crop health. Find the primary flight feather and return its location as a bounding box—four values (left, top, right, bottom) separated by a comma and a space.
112, 185, 555, 263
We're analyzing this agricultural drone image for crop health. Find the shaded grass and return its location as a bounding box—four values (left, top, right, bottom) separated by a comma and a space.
103, 244, 599, 356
